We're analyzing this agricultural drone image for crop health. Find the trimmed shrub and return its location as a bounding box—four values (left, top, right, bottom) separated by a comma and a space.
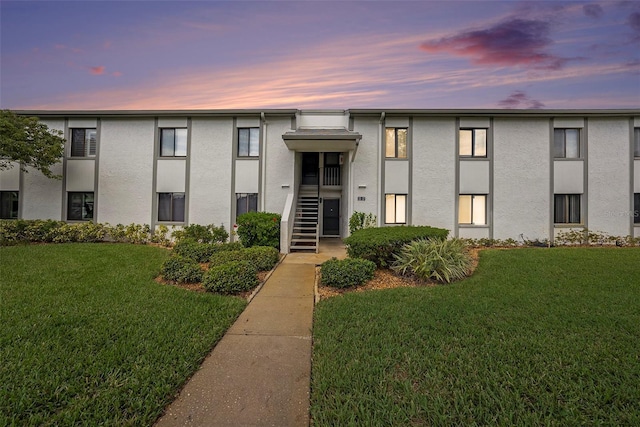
348, 211, 377, 234
161, 255, 203, 283
172, 224, 228, 244
210, 246, 280, 271
392, 238, 473, 284
203, 260, 258, 294
344, 226, 449, 267
321, 257, 376, 289
172, 238, 217, 263
235, 212, 281, 249
210, 241, 244, 253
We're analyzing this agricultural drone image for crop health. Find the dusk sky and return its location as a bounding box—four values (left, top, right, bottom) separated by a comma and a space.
1, 0, 639, 110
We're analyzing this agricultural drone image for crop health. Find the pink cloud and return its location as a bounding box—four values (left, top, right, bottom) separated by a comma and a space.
111, 71, 123, 77
498, 90, 545, 109
90, 66, 106, 75
420, 19, 569, 70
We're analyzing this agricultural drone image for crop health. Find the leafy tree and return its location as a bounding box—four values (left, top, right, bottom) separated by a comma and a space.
0, 110, 65, 179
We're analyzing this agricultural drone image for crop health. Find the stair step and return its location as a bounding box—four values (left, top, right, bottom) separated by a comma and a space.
291, 238, 317, 243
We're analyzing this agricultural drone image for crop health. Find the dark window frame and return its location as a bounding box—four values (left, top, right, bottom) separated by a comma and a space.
458, 194, 487, 225
0, 191, 19, 219
158, 192, 185, 222
385, 128, 408, 159
554, 194, 582, 224
554, 128, 581, 159
459, 128, 488, 158
385, 193, 407, 224
634, 193, 640, 225
159, 128, 188, 157
70, 128, 97, 157
67, 192, 94, 221
238, 128, 260, 157
236, 193, 258, 219
634, 128, 640, 158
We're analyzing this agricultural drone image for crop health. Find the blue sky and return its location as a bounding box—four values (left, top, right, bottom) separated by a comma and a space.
1, 0, 639, 110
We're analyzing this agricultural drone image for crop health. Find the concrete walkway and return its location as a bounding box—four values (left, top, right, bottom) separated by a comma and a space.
155, 239, 346, 427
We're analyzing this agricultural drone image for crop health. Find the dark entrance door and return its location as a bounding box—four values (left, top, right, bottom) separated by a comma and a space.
323, 198, 340, 236
301, 153, 319, 185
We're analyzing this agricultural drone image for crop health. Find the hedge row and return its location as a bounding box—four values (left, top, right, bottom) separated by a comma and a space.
320, 257, 376, 289
343, 226, 449, 267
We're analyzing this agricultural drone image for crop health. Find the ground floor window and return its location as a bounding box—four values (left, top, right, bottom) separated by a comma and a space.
459, 194, 486, 225
236, 193, 258, 219
158, 192, 185, 222
0, 191, 19, 219
67, 192, 94, 221
634, 193, 640, 224
385, 194, 406, 224
554, 194, 581, 224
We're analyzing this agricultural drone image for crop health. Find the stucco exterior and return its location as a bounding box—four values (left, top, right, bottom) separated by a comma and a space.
3, 109, 639, 249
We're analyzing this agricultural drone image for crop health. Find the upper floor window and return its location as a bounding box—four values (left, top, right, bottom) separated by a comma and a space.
634, 128, 640, 158
459, 194, 486, 225
554, 129, 580, 159
385, 128, 407, 159
67, 192, 94, 221
160, 128, 187, 157
385, 194, 406, 224
0, 191, 19, 219
158, 192, 185, 222
70, 128, 97, 157
238, 128, 259, 157
459, 129, 487, 157
554, 194, 581, 224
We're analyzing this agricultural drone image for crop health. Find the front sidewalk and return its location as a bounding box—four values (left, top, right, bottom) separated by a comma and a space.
155, 239, 346, 426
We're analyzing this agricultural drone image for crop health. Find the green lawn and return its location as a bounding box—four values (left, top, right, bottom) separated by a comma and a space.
312, 247, 640, 426
0, 243, 247, 426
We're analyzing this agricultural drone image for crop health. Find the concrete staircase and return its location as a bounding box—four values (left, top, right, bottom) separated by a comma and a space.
290, 185, 319, 253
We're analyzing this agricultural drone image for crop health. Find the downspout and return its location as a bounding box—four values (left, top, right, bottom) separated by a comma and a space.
260, 112, 268, 211
378, 112, 385, 226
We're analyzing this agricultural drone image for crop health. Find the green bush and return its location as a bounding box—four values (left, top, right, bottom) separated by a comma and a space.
236, 212, 281, 249
344, 226, 449, 267
172, 238, 217, 263
203, 260, 258, 294
348, 211, 377, 234
209, 246, 279, 271
392, 238, 473, 284
160, 255, 204, 283
172, 224, 228, 244
320, 257, 376, 289
210, 241, 244, 253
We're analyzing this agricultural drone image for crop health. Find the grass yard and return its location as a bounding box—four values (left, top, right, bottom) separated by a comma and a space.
0, 243, 247, 426
312, 247, 640, 426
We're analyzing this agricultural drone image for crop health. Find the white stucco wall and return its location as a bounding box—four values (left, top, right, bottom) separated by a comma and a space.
235, 159, 259, 194
21, 119, 65, 219
553, 161, 584, 194
459, 161, 490, 194
384, 160, 409, 194
411, 117, 456, 232
635, 160, 640, 192
588, 118, 631, 236
493, 118, 550, 241
0, 163, 20, 190
189, 117, 233, 227
97, 118, 154, 224
263, 117, 295, 215
351, 118, 380, 224
156, 159, 186, 193
66, 159, 95, 192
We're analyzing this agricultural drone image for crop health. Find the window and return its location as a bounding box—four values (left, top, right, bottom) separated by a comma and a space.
459, 195, 486, 225
67, 192, 94, 221
635, 193, 640, 224
70, 128, 97, 157
385, 194, 406, 224
554, 129, 580, 158
385, 128, 407, 158
236, 193, 258, 218
0, 191, 19, 219
160, 128, 187, 157
634, 128, 640, 158
459, 129, 487, 157
158, 192, 185, 222
238, 128, 259, 157
554, 194, 581, 224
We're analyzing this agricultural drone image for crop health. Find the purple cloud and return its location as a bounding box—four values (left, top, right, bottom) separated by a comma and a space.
628, 12, 640, 40
420, 19, 568, 70
583, 4, 604, 19
498, 91, 545, 109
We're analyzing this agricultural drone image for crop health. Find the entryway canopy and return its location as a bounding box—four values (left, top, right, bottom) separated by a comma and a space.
282, 128, 361, 152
